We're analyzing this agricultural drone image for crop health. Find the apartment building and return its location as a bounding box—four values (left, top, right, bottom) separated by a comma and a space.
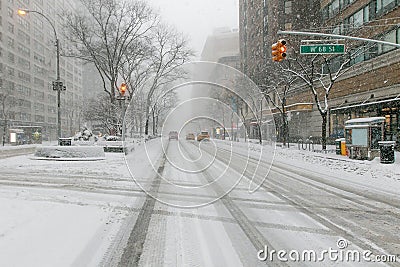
0, 0, 83, 142
239, 0, 400, 143
322, 0, 400, 141
239, 0, 320, 140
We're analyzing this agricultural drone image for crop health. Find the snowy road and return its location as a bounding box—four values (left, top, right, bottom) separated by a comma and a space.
0, 139, 399, 266
116, 139, 400, 266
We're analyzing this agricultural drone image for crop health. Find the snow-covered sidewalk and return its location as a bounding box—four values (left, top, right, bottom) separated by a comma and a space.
214, 139, 400, 196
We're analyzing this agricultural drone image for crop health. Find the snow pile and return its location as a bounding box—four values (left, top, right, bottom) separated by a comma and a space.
215, 139, 400, 181
71, 140, 96, 146
274, 147, 400, 181
34, 146, 105, 160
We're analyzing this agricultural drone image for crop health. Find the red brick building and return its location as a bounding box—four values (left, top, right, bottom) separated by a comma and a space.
239, 0, 400, 144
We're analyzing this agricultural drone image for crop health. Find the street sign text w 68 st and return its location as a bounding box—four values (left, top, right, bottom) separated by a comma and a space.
300, 44, 345, 54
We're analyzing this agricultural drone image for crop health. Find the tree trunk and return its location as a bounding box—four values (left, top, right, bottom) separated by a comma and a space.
144, 100, 151, 136
155, 115, 159, 135
321, 113, 327, 150
152, 110, 155, 135
145, 118, 149, 136
282, 116, 287, 146
281, 98, 288, 146
2, 119, 7, 146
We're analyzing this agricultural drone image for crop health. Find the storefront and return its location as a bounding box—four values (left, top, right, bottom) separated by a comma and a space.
330, 97, 400, 148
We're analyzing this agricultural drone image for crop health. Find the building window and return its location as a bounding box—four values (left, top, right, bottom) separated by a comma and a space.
18, 57, 30, 70
7, 7, 13, 18
284, 1, 292, 14
18, 30, 30, 45
376, 0, 397, 13
351, 9, 364, 27
7, 37, 14, 48
8, 22, 14, 34
378, 29, 397, 54
17, 43, 30, 58
363, 5, 370, 23
8, 52, 15, 64
35, 115, 45, 122
331, 0, 340, 14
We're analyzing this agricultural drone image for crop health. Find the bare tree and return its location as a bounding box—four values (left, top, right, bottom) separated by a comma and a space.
283, 45, 367, 149
150, 90, 177, 135
63, 0, 157, 103
261, 64, 298, 147
143, 24, 193, 135
83, 94, 123, 135
0, 92, 16, 146
237, 99, 251, 142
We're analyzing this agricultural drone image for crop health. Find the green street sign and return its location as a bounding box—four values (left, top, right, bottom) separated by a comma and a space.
300, 44, 345, 54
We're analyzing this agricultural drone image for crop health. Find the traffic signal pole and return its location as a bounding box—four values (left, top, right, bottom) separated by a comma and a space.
277, 30, 400, 48
56, 38, 61, 140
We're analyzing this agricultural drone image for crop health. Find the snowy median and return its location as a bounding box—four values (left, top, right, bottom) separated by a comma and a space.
34, 146, 106, 161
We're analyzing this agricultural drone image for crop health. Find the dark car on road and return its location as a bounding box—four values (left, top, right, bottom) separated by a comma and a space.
169, 131, 178, 140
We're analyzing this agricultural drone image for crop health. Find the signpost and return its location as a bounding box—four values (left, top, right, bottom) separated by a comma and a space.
300, 44, 345, 54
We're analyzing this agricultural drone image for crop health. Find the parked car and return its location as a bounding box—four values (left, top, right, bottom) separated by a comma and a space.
186, 133, 195, 140
197, 131, 210, 141
105, 135, 122, 141
169, 131, 178, 140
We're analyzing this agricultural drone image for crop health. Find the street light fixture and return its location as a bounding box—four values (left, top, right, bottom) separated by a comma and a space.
17, 8, 64, 140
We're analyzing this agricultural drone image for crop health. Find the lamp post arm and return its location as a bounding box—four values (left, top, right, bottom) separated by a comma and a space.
19, 9, 60, 81
24, 10, 58, 41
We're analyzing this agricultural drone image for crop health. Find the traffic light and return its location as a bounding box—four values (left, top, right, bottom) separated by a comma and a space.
119, 83, 127, 96
52, 80, 64, 91
272, 39, 287, 62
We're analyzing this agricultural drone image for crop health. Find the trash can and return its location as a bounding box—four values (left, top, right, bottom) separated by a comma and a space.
340, 139, 347, 156
378, 141, 395, 164
59, 138, 72, 146
335, 138, 345, 155
335, 138, 343, 155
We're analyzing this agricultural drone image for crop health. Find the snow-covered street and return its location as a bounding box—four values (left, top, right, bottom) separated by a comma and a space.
1, 139, 399, 266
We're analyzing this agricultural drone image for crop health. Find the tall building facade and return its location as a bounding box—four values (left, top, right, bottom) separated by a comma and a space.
321, 0, 400, 142
201, 27, 240, 67
239, 0, 400, 143
0, 0, 83, 142
239, 0, 320, 140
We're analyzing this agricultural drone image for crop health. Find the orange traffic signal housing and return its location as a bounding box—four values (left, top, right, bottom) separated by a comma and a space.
272, 39, 287, 62
119, 83, 127, 96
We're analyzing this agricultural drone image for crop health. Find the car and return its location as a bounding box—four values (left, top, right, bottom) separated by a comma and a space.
105, 135, 122, 141
186, 133, 195, 140
169, 131, 178, 140
197, 131, 210, 141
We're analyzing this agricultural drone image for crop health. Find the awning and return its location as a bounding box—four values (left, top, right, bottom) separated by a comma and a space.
331, 97, 400, 112
270, 102, 313, 115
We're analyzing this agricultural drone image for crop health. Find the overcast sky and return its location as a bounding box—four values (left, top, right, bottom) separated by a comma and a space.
147, 0, 239, 58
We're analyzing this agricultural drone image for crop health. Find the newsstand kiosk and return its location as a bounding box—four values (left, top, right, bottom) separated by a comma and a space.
344, 117, 385, 160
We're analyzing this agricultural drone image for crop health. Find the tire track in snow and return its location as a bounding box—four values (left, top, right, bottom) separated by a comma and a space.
213, 145, 400, 266
118, 144, 168, 267
180, 141, 288, 267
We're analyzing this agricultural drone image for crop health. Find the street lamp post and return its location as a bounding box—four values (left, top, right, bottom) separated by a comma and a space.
17, 9, 63, 140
